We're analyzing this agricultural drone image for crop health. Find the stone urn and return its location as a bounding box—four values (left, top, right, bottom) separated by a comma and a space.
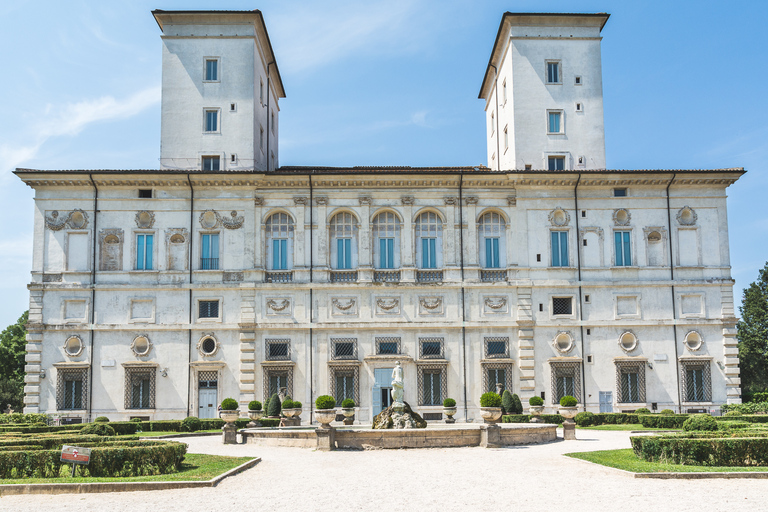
315, 408, 337, 428
220, 410, 240, 424
559, 406, 579, 420
341, 407, 355, 425
282, 408, 297, 418
292, 408, 302, 421
248, 409, 264, 422
443, 406, 457, 423
480, 407, 503, 424
529, 405, 545, 423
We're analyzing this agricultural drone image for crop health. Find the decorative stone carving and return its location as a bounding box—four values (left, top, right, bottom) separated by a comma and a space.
419, 296, 443, 314
465, 196, 479, 205
618, 331, 639, 353
643, 226, 666, 241
613, 208, 631, 226
315, 197, 328, 206
43, 273, 62, 282
553, 331, 575, 354
507, 194, 517, 206
293, 196, 308, 206
45, 211, 68, 231
64, 335, 84, 357
253, 196, 264, 206
199, 210, 219, 229
165, 228, 189, 271
548, 207, 570, 226
676, 206, 697, 226
484, 297, 507, 310
401, 196, 415, 206
223, 271, 243, 282
130, 334, 152, 357
266, 298, 290, 312
45, 209, 90, 231
99, 228, 124, 271
197, 333, 219, 357
391, 362, 405, 409
199, 210, 244, 230
135, 211, 155, 229
580, 226, 604, 241
358, 196, 373, 206
443, 197, 458, 206
376, 298, 399, 311
68, 209, 88, 229
332, 298, 356, 311
221, 211, 244, 230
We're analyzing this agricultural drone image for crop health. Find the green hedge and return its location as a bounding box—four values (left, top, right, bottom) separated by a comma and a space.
631, 434, 768, 466
0, 441, 186, 478
714, 415, 768, 424
501, 414, 564, 424
0, 413, 49, 425
639, 414, 689, 429
0, 424, 84, 434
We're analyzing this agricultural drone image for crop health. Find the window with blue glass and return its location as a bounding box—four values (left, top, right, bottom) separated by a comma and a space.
479, 212, 505, 268
204, 59, 218, 81
136, 233, 153, 270
415, 212, 442, 269
548, 111, 562, 133
201, 233, 219, 270
548, 156, 565, 171
204, 110, 218, 132
265, 213, 293, 270
551, 231, 568, 267
614, 231, 632, 266
546, 61, 560, 83
330, 212, 357, 270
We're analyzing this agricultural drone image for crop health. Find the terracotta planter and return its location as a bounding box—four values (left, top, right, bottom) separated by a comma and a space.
220, 410, 240, 424
480, 407, 502, 424
315, 408, 337, 428
559, 406, 579, 420
248, 409, 264, 421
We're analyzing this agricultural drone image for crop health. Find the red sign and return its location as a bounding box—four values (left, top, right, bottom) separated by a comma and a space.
60, 445, 91, 464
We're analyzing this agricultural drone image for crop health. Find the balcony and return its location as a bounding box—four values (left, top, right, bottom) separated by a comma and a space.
480, 269, 507, 282
200, 258, 219, 270
265, 271, 293, 283
330, 270, 358, 283
416, 270, 443, 283
373, 270, 401, 283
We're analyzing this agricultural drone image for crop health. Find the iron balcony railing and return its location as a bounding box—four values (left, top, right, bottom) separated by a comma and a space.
416, 270, 443, 283
265, 271, 293, 283
480, 269, 507, 282
373, 270, 401, 283
200, 258, 219, 270
330, 270, 358, 283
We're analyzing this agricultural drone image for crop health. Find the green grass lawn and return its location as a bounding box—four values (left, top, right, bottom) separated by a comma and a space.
0, 453, 255, 485
566, 448, 768, 473
576, 424, 678, 431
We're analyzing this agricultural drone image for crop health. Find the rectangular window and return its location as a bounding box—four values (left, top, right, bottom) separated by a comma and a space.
557, 375, 575, 400
201, 233, 219, 270
198, 300, 219, 319
272, 239, 288, 270
332, 338, 357, 360
269, 373, 288, 397
502, 80, 507, 104
621, 371, 640, 403
202, 156, 220, 171
271, 111, 275, 133
266, 340, 290, 361
547, 61, 560, 83
552, 297, 573, 315
487, 368, 506, 393
205, 110, 218, 132
260, 80, 264, 105
337, 238, 352, 269
132, 377, 150, 408
485, 237, 500, 268
490, 112, 495, 135
548, 111, 562, 133
63, 378, 83, 409
138, 189, 152, 199
379, 238, 395, 269
548, 156, 565, 171
485, 337, 509, 358
575, 75, 582, 85
376, 337, 400, 355
125, 368, 155, 410
551, 231, 568, 267
614, 188, 627, 197
204, 59, 218, 81
136, 234, 153, 270
419, 338, 444, 359
615, 231, 632, 266
684, 364, 710, 402
421, 238, 437, 269
335, 374, 355, 403
422, 372, 442, 406
551, 361, 581, 404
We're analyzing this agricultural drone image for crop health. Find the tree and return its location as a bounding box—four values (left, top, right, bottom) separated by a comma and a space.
737, 263, 768, 397
0, 311, 28, 411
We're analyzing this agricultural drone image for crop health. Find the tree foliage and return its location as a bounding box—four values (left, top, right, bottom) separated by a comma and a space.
0, 311, 27, 411
737, 262, 768, 396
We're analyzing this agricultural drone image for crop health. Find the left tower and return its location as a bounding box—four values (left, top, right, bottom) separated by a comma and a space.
153, 10, 285, 171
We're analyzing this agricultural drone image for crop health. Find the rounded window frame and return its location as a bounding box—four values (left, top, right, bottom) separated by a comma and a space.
684, 330, 703, 352
131, 334, 152, 357
553, 331, 574, 354
197, 333, 220, 357
618, 331, 638, 353
63, 335, 84, 357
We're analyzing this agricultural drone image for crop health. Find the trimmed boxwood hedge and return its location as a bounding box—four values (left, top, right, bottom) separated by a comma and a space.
639, 414, 689, 429
502, 414, 564, 424
631, 433, 768, 466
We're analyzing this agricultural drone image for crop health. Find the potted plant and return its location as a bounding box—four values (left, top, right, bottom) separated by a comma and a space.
292, 400, 303, 421
219, 398, 240, 424
247, 400, 264, 427
267, 393, 282, 419
443, 398, 457, 423
341, 398, 356, 424
558, 395, 579, 419
528, 396, 545, 422
479, 392, 503, 424
281, 397, 296, 418
315, 395, 337, 428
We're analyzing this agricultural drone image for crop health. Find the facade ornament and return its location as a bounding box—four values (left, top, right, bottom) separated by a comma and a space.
45, 211, 69, 231
484, 297, 507, 310
579, 226, 604, 241
63, 335, 84, 357
548, 207, 571, 226
221, 211, 244, 230
643, 226, 666, 241
391, 362, 405, 409
135, 210, 155, 229
223, 271, 243, 282
45, 209, 90, 231
676, 206, 697, 226
443, 197, 458, 206
332, 298, 356, 311
68, 209, 89, 229
401, 196, 415, 206
612, 208, 631, 226
130, 334, 152, 357
618, 330, 639, 353
253, 196, 264, 206
266, 299, 290, 312
293, 196, 308, 206
358, 196, 373, 206
199, 209, 220, 229
419, 297, 442, 310
553, 331, 575, 354
197, 333, 220, 357
506, 195, 517, 206
464, 196, 478, 205
376, 298, 399, 311
315, 197, 328, 206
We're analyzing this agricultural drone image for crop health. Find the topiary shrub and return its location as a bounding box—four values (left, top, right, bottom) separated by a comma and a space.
529, 396, 544, 406
501, 390, 514, 414
512, 394, 523, 414
683, 413, 718, 432
180, 416, 202, 432
281, 399, 294, 410
480, 392, 502, 408
635, 407, 651, 414
725, 410, 741, 417
94, 416, 110, 423
575, 411, 595, 427
81, 423, 116, 436
341, 398, 355, 408
220, 398, 238, 411
443, 398, 456, 408
660, 409, 675, 415
248, 401, 262, 411
560, 395, 578, 407
316, 395, 336, 410
129, 417, 143, 423
292, 401, 302, 409
267, 393, 282, 417
263, 397, 270, 414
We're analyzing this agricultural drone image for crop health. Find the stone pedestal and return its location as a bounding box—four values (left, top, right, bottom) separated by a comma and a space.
343, 416, 354, 425
222, 424, 237, 444
445, 416, 456, 424
562, 420, 576, 440
315, 427, 336, 451
280, 417, 300, 427
479, 424, 501, 448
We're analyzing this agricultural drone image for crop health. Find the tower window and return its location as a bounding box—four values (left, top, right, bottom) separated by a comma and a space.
202, 156, 220, 171
548, 156, 565, 171
546, 61, 561, 84
575, 76, 582, 85
204, 58, 219, 81
138, 189, 152, 199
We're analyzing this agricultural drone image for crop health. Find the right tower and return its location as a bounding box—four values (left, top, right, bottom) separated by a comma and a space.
479, 13, 609, 171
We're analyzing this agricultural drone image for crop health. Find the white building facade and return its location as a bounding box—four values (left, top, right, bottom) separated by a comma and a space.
17, 11, 743, 423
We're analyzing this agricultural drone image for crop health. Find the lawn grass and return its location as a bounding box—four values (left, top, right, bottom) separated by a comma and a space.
566, 448, 768, 473
576, 423, 677, 431
0, 453, 255, 485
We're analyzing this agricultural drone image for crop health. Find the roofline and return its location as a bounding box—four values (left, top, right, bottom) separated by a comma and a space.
151, 9, 285, 98
478, 12, 610, 99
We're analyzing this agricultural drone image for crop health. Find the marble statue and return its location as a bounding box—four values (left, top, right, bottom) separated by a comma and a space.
391, 361, 404, 409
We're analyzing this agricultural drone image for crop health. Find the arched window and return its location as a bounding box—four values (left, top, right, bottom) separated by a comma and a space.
478, 212, 505, 268
372, 211, 400, 269
414, 211, 442, 269
330, 212, 357, 270
265, 212, 293, 270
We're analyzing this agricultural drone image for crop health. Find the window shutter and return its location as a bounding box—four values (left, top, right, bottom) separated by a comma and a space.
137, 235, 145, 269
146, 235, 153, 270
387, 239, 394, 269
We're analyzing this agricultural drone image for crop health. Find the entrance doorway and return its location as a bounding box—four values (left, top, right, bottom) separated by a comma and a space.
198, 373, 218, 419
372, 368, 393, 417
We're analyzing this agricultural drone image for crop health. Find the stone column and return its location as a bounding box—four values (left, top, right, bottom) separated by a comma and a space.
315, 197, 329, 281
358, 196, 372, 282
721, 284, 741, 404
315, 426, 336, 451
505, 193, 517, 281
464, 196, 479, 280
293, 197, 308, 282
443, 197, 457, 279
401, 196, 415, 282
253, 197, 264, 279
479, 424, 501, 448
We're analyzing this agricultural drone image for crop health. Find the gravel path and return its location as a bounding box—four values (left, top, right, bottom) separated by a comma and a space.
3, 429, 768, 511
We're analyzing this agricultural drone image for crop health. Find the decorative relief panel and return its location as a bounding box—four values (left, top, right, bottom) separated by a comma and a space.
266, 297, 291, 316
676, 206, 698, 226
418, 296, 444, 316
165, 228, 189, 271
99, 228, 124, 271
199, 210, 244, 230
548, 207, 570, 226
135, 211, 155, 229
612, 208, 631, 226
45, 209, 89, 231
374, 296, 401, 316
482, 296, 509, 315
223, 272, 243, 283
401, 196, 415, 206
331, 297, 358, 316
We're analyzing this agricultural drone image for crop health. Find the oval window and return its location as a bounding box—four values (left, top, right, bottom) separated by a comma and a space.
64, 336, 83, 357
685, 331, 703, 351
554, 332, 573, 353
619, 332, 637, 352
202, 337, 216, 355
132, 335, 151, 356
614, 209, 629, 225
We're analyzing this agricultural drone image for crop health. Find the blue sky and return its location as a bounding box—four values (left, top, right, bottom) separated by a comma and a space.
1, 0, 766, 329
